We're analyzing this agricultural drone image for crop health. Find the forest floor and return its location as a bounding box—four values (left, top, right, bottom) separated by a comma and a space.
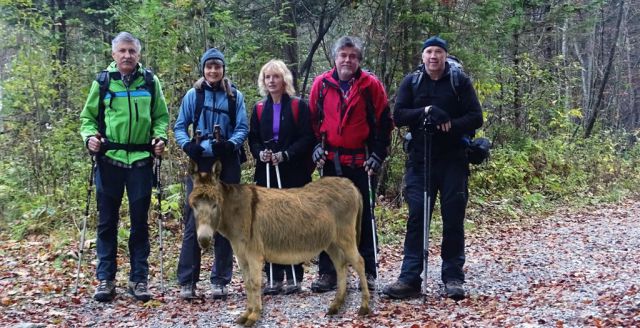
1, 197, 639, 327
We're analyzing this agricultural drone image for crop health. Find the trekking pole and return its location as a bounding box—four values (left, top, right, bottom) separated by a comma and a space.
74, 154, 97, 295
365, 147, 380, 292
422, 115, 434, 296
265, 158, 274, 289
153, 143, 165, 296
274, 164, 298, 287
319, 132, 326, 177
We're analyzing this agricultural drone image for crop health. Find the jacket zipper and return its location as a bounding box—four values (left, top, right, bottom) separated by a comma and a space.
127, 85, 132, 160
134, 100, 140, 122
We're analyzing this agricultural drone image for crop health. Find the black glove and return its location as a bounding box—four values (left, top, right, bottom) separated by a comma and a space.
312, 143, 326, 164
183, 141, 204, 160
426, 105, 450, 125
213, 140, 235, 155
364, 152, 382, 173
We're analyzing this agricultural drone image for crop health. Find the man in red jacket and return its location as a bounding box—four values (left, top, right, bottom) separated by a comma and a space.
308, 36, 393, 292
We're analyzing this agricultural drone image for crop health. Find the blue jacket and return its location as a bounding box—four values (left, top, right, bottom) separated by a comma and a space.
174, 78, 249, 158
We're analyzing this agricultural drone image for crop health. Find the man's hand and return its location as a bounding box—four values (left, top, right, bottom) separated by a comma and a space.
425, 105, 451, 132
152, 138, 165, 157
86, 134, 104, 153
312, 143, 326, 168
364, 152, 382, 175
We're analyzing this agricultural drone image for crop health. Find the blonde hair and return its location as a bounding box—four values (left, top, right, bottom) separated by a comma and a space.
258, 59, 296, 97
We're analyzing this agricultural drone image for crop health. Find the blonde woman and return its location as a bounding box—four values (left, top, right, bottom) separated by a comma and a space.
248, 59, 315, 294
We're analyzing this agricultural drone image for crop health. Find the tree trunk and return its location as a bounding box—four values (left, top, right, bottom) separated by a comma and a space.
584, 0, 624, 138
584, 0, 625, 138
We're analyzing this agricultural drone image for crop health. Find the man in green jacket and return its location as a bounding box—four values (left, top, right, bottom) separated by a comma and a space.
80, 31, 169, 302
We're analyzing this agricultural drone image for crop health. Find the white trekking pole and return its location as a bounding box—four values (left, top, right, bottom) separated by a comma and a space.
266, 161, 274, 289
274, 164, 297, 287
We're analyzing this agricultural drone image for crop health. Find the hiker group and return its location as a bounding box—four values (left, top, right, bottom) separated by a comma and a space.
79, 31, 484, 304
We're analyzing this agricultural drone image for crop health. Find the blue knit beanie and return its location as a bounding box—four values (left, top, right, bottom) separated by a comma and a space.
422, 36, 448, 52
200, 48, 225, 75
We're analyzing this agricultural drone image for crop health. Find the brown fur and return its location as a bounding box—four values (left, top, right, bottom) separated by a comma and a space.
189, 161, 370, 326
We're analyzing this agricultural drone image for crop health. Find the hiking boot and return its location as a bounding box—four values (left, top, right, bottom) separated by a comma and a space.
262, 281, 283, 295
311, 274, 336, 293
282, 280, 302, 295
211, 283, 228, 300
93, 280, 116, 302
179, 284, 198, 300
444, 280, 465, 300
382, 280, 420, 299
127, 281, 151, 302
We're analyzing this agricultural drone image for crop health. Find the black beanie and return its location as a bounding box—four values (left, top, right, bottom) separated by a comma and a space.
422, 36, 448, 52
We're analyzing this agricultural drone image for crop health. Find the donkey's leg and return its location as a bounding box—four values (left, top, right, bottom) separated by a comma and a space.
325, 243, 347, 315
235, 255, 251, 325
243, 255, 264, 327
344, 243, 371, 315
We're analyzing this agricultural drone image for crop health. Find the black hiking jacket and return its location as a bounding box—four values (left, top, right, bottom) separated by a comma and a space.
249, 94, 315, 188
394, 62, 483, 164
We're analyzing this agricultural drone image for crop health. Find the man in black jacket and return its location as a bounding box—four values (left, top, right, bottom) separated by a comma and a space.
382, 36, 483, 300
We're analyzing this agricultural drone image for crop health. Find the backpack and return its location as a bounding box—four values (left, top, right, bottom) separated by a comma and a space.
96, 68, 156, 152
255, 97, 300, 125
192, 84, 247, 163
411, 55, 465, 99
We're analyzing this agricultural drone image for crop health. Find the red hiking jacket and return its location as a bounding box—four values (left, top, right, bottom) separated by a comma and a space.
309, 68, 393, 167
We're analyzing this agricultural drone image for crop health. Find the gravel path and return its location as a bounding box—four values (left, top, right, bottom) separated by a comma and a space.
3, 199, 639, 327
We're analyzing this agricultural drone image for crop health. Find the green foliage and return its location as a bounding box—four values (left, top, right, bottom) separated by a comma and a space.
1, 0, 638, 242
469, 131, 640, 221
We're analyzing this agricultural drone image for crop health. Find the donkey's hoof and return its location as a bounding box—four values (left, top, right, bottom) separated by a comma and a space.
358, 306, 371, 316
327, 306, 339, 316
235, 315, 248, 325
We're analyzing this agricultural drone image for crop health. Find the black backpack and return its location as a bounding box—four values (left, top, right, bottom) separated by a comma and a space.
407, 56, 491, 164
410, 55, 465, 99
192, 84, 247, 163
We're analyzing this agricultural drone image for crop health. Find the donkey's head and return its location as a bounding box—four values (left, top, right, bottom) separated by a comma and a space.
188, 160, 224, 249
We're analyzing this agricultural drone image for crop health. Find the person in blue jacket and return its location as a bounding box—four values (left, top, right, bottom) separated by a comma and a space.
174, 48, 249, 300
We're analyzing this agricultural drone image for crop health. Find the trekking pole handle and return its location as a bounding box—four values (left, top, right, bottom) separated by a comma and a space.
213, 125, 222, 142
318, 132, 327, 175
195, 129, 202, 144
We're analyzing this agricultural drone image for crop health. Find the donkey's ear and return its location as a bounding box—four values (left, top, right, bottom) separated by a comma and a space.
212, 160, 222, 178
189, 159, 198, 175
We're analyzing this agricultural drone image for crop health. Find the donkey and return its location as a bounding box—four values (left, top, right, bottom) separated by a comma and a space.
189, 160, 370, 326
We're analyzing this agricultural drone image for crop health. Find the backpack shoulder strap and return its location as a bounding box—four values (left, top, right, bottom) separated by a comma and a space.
193, 88, 205, 134
362, 85, 377, 146
143, 68, 156, 111
227, 87, 237, 128
410, 65, 424, 96
316, 81, 327, 126
449, 66, 461, 97
291, 97, 300, 124
96, 70, 110, 135
256, 100, 265, 123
